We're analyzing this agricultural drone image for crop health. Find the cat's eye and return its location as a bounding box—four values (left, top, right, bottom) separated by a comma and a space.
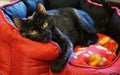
29, 30, 37, 35
41, 22, 48, 29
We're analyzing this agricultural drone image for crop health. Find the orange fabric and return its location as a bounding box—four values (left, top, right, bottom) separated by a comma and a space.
98, 33, 118, 53
0, 9, 60, 75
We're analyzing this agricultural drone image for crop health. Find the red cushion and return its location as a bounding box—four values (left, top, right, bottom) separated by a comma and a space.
0, 9, 60, 75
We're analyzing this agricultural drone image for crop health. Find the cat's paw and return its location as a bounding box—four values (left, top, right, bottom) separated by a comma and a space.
81, 35, 98, 46
51, 58, 68, 72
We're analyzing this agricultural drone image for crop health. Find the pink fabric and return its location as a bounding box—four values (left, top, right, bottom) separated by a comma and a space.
50, 53, 120, 75
0, 0, 20, 8
49, 33, 120, 75
70, 44, 116, 67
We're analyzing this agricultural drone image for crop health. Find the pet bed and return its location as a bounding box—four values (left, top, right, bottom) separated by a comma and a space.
0, 0, 120, 75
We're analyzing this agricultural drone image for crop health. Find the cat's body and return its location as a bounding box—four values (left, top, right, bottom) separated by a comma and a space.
13, 3, 98, 72
47, 8, 98, 46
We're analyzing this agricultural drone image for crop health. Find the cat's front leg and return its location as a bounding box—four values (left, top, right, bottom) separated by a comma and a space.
50, 56, 68, 72
51, 27, 73, 72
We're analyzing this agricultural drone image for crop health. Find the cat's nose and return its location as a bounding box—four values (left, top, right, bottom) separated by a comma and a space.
41, 31, 46, 35
46, 32, 51, 35
41, 31, 51, 36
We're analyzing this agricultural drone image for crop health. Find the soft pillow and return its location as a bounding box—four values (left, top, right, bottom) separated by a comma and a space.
1, 0, 44, 19
71, 33, 118, 67
2, 1, 27, 18
0, 9, 60, 75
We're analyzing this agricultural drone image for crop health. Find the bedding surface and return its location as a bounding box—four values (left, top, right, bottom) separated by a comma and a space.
0, 0, 120, 75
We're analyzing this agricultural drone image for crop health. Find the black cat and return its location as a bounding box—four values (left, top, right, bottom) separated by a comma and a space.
13, 2, 98, 72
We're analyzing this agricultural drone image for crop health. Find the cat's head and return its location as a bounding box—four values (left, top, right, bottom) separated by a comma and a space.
13, 2, 53, 42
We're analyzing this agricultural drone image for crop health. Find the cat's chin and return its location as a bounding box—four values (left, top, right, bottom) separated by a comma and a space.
41, 37, 51, 43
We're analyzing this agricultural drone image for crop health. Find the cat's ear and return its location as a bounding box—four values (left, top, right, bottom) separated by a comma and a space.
12, 17, 24, 29
36, 2, 47, 16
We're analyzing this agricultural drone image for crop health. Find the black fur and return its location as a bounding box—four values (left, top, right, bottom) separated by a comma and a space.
13, 2, 98, 72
